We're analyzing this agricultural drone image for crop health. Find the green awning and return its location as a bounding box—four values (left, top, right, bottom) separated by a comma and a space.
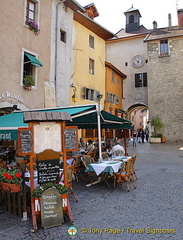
25, 53, 43, 67
0, 130, 18, 141
0, 105, 132, 140
68, 110, 132, 129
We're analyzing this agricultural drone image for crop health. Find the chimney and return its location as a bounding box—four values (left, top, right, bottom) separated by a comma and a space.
153, 21, 157, 29
177, 9, 183, 28
168, 13, 172, 27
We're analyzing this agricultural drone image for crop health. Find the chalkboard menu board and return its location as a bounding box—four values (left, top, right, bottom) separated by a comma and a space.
40, 188, 64, 229
38, 159, 60, 184
18, 128, 32, 155
64, 127, 78, 151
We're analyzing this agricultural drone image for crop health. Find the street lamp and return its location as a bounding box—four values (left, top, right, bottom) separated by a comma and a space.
70, 84, 77, 103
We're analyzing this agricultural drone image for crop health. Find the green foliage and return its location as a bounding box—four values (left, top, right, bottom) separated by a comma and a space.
23, 75, 35, 87
151, 117, 163, 130
151, 117, 164, 136
0, 166, 23, 185
31, 182, 68, 198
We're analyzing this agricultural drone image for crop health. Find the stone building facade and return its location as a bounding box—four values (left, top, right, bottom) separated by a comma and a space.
145, 24, 183, 142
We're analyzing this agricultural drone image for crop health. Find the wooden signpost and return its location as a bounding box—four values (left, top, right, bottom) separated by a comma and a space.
18, 111, 77, 231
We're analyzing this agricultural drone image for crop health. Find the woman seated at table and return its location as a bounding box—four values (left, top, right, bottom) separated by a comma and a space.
108, 141, 125, 156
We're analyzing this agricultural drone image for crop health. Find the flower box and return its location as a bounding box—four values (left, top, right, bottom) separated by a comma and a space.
149, 137, 161, 143
0, 182, 21, 193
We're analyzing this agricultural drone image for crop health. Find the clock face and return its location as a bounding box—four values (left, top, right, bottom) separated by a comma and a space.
132, 55, 145, 68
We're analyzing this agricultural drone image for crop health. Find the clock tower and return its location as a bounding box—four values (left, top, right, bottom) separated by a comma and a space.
124, 5, 141, 33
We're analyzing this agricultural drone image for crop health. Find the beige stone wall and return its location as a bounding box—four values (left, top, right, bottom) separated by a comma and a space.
0, 0, 53, 110
147, 38, 183, 142
106, 37, 148, 111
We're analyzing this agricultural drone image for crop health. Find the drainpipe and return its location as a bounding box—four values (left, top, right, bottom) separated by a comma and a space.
55, 0, 66, 106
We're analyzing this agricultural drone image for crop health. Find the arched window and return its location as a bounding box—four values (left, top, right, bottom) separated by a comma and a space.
129, 15, 134, 24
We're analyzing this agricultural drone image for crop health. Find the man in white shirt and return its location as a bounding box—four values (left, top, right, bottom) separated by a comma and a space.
109, 142, 125, 156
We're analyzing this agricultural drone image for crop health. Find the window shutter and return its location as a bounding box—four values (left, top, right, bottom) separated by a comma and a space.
83, 87, 86, 99
107, 92, 112, 102
135, 74, 140, 87
115, 95, 119, 105
143, 73, 147, 87
94, 90, 100, 101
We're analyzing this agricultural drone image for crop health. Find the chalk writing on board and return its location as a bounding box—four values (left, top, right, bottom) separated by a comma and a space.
38, 159, 60, 184
41, 188, 64, 229
20, 130, 32, 153
64, 128, 76, 150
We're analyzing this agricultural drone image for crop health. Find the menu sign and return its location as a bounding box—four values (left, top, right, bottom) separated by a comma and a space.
40, 188, 64, 229
18, 128, 32, 155
64, 127, 78, 151
38, 159, 60, 184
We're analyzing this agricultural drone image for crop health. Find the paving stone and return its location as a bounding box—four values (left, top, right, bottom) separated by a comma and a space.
0, 141, 182, 239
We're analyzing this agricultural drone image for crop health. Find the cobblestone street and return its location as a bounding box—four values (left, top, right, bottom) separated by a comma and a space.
0, 141, 183, 240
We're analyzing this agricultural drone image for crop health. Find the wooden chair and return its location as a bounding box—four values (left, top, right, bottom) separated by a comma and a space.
132, 154, 138, 180
102, 152, 108, 160
59, 166, 78, 202
113, 158, 137, 191
81, 155, 95, 182
73, 155, 84, 182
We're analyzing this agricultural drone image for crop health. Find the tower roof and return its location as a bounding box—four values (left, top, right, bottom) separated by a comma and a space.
124, 5, 141, 17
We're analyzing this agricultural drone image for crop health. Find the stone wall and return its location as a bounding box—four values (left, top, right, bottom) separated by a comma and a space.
147, 38, 183, 142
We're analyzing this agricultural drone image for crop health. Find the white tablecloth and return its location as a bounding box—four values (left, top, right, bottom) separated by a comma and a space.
90, 161, 121, 176
109, 156, 132, 162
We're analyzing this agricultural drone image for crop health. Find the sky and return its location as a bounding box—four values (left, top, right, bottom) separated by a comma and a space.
77, 0, 183, 33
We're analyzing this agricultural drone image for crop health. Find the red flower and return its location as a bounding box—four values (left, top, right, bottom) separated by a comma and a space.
7, 175, 12, 180
3, 172, 9, 177
15, 173, 21, 178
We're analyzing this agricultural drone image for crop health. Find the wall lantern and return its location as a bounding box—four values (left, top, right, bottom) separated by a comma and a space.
70, 84, 77, 103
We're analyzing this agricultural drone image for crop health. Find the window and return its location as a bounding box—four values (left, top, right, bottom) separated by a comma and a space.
60, 29, 66, 43
22, 50, 43, 87
89, 35, 94, 49
89, 58, 94, 75
84, 88, 100, 101
26, 0, 36, 21
129, 15, 134, 24
107, 92, 119, 105
111, 70, 115, 83
135, 73, 147, 87
25, 0, 39, 25
160, 39, 169, 56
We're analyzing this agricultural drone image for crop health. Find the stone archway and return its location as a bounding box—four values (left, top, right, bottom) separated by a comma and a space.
125, 102, 149, 131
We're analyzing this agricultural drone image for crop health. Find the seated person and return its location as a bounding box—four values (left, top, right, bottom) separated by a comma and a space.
78, 137, 86, 150
109, 141, 125, 156
106, 140, 114, 153
86, 139, 95, 153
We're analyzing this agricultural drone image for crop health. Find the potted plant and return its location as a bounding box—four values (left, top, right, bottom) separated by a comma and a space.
0, 166, 23, 192
25, 19, 40, 35
149, 117, 164, 143
23, 75, 35, 91
31, 182, 68, 198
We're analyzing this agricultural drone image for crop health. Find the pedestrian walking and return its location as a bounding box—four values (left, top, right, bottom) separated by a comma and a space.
133, 130, 137, 147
